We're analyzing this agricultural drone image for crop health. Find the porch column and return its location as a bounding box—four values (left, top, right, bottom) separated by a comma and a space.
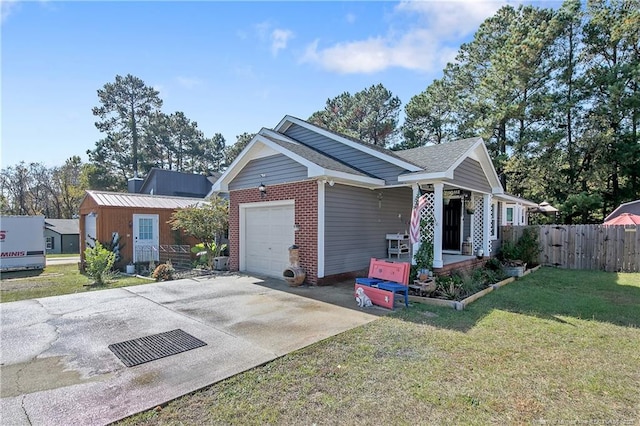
483, 194, 491, 256
411, 183, 420, 264
433, 183, 444, 268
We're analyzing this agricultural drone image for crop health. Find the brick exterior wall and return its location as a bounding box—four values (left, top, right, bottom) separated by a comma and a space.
229, 180, 319, 284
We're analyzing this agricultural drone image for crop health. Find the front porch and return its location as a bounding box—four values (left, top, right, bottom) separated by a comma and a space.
392, 253, 487, 276
437, 254, 488, 276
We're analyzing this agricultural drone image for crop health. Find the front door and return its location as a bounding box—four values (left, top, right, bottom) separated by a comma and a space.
133, 214, 159, 262
443, 198, 462, 251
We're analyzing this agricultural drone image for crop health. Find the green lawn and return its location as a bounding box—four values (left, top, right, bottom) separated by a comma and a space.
0, 264, 153, 302
119, 268, 640, 425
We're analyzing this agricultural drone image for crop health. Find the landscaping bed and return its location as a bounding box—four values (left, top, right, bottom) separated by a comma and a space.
408, 258, 541, 310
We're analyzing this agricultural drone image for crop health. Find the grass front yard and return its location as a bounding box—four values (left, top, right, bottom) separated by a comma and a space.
119, 268, 639, 425
0, 264, 152, 302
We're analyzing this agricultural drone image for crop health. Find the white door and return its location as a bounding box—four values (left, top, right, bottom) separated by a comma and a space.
85, 213, 97, 248
133, 214, 159, 262
242, 203, 295, 278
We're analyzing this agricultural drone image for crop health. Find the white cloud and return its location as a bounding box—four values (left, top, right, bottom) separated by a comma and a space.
254, 21, 294, 56
345, 13, 356, 24
300, 0, 521, 74
301, 30, 451, 74
176, 76, 202, 90
271, 28, 294, 56
395, 0, 507, 38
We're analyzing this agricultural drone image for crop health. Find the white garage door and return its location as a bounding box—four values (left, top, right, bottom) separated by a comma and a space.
243, 202, 295, 278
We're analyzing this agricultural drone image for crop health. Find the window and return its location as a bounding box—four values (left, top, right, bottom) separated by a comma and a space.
506, 207, 514, 225
490, 202, 499, 240
138, 218, 153, 240
46, 237, 54, 250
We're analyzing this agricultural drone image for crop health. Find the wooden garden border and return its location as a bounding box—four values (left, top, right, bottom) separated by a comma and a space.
408, 265, 541, 310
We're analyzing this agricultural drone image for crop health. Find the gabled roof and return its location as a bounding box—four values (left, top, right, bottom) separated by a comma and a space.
211, 115, 509, 196
394, 137, 481, 173
261, 131, 370, 177
45, 219, 79, 235
604, 199, 640, 222
210, 128, 385, 193
275, 115, 422, 172
84, 190, 206, 209
396, 137, 503, 193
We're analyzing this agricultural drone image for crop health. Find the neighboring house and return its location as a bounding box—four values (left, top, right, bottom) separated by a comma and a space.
78, 191, 203, 266
210, 115, 537, 285
129, 168, 219, 198
604, 199, 640, 223
44, 219, 80, 254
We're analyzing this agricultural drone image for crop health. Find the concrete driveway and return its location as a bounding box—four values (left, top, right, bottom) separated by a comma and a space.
45, 256, 80, 266
0, 274, 380, 425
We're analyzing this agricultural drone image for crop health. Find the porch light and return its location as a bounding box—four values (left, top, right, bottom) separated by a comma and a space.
259, 183, 267, 196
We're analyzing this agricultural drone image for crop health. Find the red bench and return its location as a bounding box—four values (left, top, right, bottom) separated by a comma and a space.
355, 258, 410, 309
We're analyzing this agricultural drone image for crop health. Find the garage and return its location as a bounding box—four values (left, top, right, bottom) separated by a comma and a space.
240, 201, 295, 278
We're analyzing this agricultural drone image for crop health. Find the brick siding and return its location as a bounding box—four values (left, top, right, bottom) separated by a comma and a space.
229, 180, 319, 284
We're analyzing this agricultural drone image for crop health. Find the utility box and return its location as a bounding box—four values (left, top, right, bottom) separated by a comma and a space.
1, 215, 46, 272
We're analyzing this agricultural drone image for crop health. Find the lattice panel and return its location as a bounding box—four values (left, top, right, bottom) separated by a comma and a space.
490, 200, 496, 244
472, 195, 484, 252
419, 192, 435, 244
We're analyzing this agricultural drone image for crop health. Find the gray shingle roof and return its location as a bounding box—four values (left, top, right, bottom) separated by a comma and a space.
261, 133, 370, 177
283, 115, 422, 168
86, 190, 206, 209
45, 219, 79, 235
394, 137, 482, 174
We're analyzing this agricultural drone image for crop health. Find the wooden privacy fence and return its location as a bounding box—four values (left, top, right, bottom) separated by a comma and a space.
502, 225, 640, 273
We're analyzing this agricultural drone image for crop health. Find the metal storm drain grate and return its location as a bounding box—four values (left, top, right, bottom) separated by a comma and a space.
108, 329, 207, 367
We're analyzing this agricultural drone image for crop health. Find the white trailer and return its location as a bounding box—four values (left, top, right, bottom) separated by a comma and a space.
0, 215, 46, 272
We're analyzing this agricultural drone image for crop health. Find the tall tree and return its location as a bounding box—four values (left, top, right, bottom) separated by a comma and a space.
581, 0, 640, 214
309, 84, 401, 147
52, 156, 87, 218
91, 74, 162, 176
224, 132, 255, 167
401, 78, 458, 148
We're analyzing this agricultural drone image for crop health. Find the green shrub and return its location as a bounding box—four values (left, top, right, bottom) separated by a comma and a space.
84, 241, 116, 286
499, 240, 520, 261
484, 257, 503, 271
517, 227, 541, 266
152, 261, 175, 282
411, 240, 433, 281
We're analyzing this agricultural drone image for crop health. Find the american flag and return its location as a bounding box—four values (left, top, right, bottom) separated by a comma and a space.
410, 194, 429, 244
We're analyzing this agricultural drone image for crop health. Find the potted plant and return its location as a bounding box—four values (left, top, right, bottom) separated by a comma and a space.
499, 240, 526, 277
466, 207, 475, 215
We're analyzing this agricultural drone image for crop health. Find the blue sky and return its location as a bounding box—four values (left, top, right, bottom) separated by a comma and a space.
2, 0, 558, 169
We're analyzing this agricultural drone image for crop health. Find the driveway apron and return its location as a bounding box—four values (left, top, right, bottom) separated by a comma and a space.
0, 275, 377, 425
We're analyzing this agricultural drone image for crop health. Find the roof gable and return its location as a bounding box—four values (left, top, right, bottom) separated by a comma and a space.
396, 137, 503, 193
210, 129, 384, 193
275, 115, 422, 172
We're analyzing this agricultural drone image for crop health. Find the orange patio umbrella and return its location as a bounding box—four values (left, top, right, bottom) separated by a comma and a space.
603, 212, 640, 226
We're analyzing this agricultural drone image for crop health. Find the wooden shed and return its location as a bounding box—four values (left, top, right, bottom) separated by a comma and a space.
79, 190, 205, 267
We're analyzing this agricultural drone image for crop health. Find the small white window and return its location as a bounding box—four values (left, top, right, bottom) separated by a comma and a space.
506, 207, 514, 225
46, 237, 54, 250
490, 202, 498, 240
